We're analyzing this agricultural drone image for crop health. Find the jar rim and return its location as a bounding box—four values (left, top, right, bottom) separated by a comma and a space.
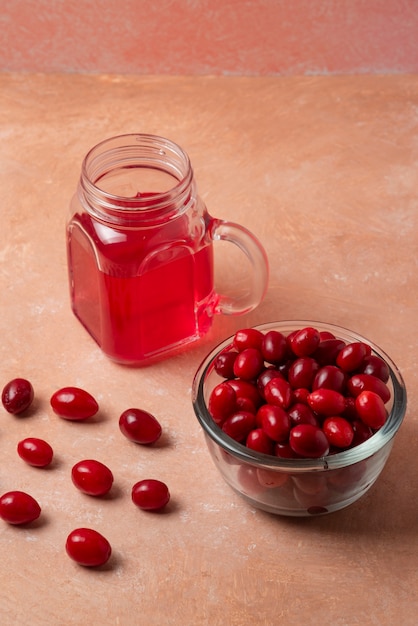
78, 133, 194, 225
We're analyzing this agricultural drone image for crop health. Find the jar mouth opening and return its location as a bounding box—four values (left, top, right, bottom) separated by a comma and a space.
79, 134, 194, 220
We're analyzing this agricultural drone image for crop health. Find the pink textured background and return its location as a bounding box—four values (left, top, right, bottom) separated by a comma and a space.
1, 0, 418, 75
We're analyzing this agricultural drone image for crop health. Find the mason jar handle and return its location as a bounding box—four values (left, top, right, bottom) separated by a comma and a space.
209, 218, 269, 315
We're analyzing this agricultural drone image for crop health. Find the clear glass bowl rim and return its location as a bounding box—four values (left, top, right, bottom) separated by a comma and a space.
192, 320, 407, 472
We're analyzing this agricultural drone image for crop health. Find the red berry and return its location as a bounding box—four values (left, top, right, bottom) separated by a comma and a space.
313, 339, 346, 365
293, 387, 310, 404
233, 328, 264, 352
71, 459, 114, 496
131, 479, 170, 511
323, 416, 354, 448
288, 357, 319, 389
236, 396, 257, 414
0, 490, 41, 525
355, 391, 388, 429
258, 404, 291, 442
289, 424, 330, 458
119, 408, 162, 444
233, 348, 264, 381
351, 419, 373, 446
246, 428, 274, 455
261, 330, 288, 364
336, 342, 370, 372
274, 442, 299, 458
17, 437, 53, 467
50, 387, 99, 420
357, 354, 390, 383
264, 377, 293, 409
227, 379, 263, 410
213, 351, 237, 378
307, 388, 345, 416
257, 367, 283, 398
2, 378, 34, 414
288, 403, 318, 427
347, 374, 391, 404
289, 327, 321, 357
66, 528, 111, 567
312, 365, 347, 394
222, 411, 256, 442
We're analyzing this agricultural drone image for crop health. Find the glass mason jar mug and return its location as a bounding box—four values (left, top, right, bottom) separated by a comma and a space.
66, 134, 269, 365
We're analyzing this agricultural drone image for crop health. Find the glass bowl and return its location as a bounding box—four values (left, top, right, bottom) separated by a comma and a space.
192, 321, 407, 516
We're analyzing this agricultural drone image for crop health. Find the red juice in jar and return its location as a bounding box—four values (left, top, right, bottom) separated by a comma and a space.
67, 208, 214, 363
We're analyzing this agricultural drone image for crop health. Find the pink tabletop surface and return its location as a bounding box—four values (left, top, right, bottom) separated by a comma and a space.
0, 73, 417, 625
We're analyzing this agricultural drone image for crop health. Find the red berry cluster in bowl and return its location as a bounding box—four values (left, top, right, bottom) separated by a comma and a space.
208, 326, 392, 459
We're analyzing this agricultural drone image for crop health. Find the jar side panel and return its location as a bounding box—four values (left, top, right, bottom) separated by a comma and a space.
67, 221, 102, 347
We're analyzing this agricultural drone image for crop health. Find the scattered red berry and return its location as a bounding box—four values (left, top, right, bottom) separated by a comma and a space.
50, 387, 99, 420
0, 490, 41, 525
131, 479, 170, 511
2, 378, 34, 414
119, 408, 162, 444
65, 528, 111, 567
71, 460, 114, 496
17, 437, 54, 467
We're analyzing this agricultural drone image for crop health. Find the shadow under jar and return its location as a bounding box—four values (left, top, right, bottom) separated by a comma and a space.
192, 321, 407, 516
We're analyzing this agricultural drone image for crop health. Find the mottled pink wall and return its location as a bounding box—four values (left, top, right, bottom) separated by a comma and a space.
1, 0, 418, 75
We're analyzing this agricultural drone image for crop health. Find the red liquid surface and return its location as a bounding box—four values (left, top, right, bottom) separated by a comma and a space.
67, 212, 215, 364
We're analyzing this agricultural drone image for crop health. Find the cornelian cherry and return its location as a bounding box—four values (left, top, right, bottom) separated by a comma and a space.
222, 411, 256, 442
261, 330, 287, 364
323, 417, 354, 448
119, 408, 162, 444
233, 348, 264, 381
17, 437, 54, 467
71, 459, 114, 496
66, 528, 111, 567
2, 378, 34, 414
336, 342, 370, 372
289, 327, 320, 357
246, 428, 274, 454
289, 424, 330, 458
233, 328, 264, 352
347, 374, 390, 403
307, 388, 345, 416
264, 377, 293, 409
50, 387, 99, 420
258, 404, 291, 442
355, 390, 388, 429
131, 479, 170, 511
214, 351, 237, 379
0, 490, 41, 525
